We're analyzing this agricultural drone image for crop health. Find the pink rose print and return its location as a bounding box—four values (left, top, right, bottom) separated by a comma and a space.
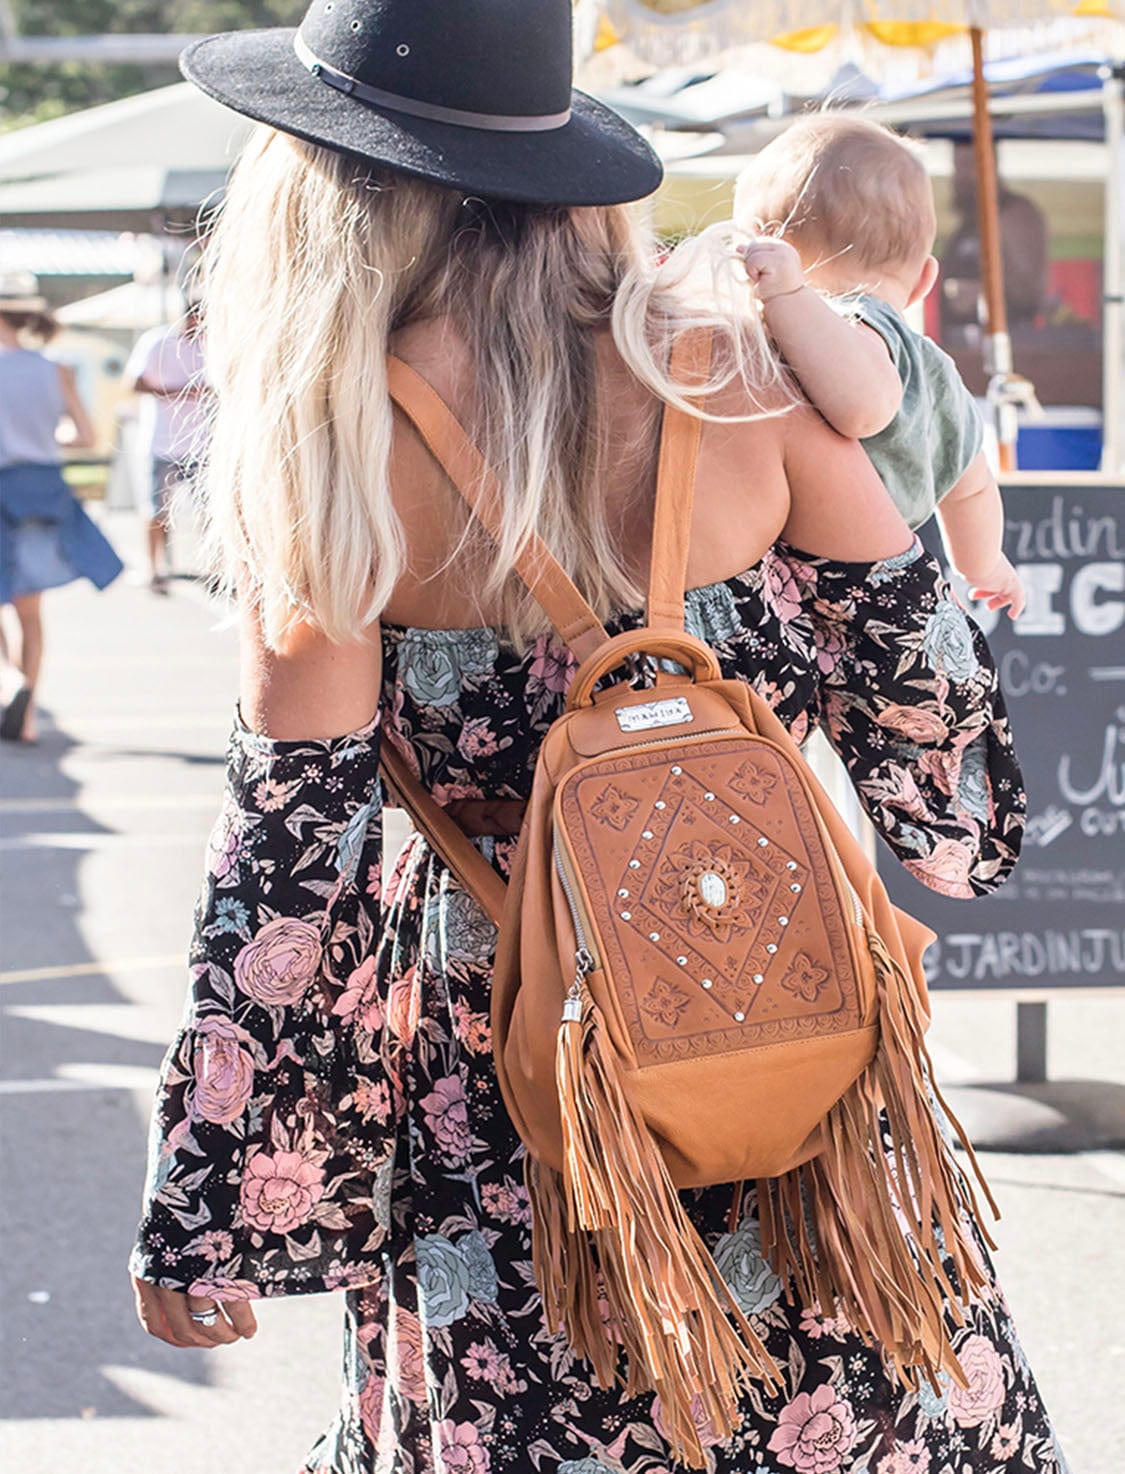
948, 1333, 1006, 1427
187, 1277, 260, 1301
651, 1392, 722, 1452
816, 622, 848, 678
358, 1371, 385, 1443
419, 1075, 472, 1163
192, 1016, 255, 1124
436, 1419, 490, 1474
233, 916, 322, 1007
452, 999, 491, 1054
768, 1384, 858, 1473
480, 1180, 531, 1227
905, 837, 977, 899
240, 1148, 325, 1235
394, 1307, 428, 1404
332, 955, 384, 1032
877, 1440, 931, 1474
797, 1304, 852, 1340
763, 551, 816, 624
877, 703, 949, 745
386, 967, 421, 1045
353, 1077, 392, 1124
456, 717, 500, 762
528, 634, 575, 695
185, 1229, 234, 1262
205, 792, 243, 881
918, 744, 963, 797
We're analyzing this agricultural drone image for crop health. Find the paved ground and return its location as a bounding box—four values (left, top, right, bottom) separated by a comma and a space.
1, 511, 1122, 1473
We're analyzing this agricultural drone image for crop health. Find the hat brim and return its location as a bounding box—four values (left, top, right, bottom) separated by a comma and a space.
181, 29, 663, 207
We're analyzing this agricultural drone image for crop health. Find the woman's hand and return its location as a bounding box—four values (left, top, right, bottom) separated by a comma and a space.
132, 1276, 258, 1348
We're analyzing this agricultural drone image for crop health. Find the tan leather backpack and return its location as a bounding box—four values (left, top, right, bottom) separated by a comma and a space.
384, 336, 997, 1469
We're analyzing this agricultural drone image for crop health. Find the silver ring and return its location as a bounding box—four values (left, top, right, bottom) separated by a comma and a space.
189, 1308, 219, 1326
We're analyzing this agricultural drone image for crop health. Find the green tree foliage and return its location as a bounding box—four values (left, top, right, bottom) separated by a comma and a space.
0, 1, 305, 128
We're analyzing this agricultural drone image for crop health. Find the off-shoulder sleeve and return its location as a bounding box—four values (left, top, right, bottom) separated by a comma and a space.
773, 538, 1025, 898
130, 712, 392, 1300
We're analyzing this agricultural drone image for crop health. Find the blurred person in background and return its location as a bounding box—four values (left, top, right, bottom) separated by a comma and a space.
941, 140, 1049, 337
0, 272, 124, 744
124, 289, 209, 593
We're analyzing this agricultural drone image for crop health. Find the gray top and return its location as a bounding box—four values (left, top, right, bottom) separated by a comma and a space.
849, 295, 983, 530
0, 347, 65, 469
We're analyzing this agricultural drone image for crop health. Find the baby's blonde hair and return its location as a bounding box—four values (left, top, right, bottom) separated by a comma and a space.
734, 113, 935, 277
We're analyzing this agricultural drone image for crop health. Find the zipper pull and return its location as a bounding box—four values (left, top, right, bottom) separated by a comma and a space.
563, 952, 595, 1022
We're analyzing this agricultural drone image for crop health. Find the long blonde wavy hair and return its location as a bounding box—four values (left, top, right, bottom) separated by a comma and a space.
198, 125, 794, 649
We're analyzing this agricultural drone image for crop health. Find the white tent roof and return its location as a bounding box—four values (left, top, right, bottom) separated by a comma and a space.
0, 82, 254, 183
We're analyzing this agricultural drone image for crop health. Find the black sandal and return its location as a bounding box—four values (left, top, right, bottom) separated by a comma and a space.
0, 686, 32, 742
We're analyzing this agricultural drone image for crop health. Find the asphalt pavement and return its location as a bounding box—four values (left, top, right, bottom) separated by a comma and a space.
0, 509, 1122, 1473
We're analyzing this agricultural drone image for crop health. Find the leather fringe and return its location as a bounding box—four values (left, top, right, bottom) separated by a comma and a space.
529, 983, 780, 1469
757, 926, 1000, 1394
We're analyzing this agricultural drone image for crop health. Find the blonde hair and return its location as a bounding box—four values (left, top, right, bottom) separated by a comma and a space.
199, 126, 796, 649
734, 114, 935, 278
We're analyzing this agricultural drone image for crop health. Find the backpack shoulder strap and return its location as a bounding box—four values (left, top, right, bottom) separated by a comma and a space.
385, 356, 610, 664
646, 328, 714, 633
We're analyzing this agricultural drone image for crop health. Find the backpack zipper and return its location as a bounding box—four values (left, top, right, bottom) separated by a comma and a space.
554, 833, 598, 1020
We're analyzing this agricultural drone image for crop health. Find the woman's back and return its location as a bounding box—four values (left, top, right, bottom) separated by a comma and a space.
381, 320, 896, 631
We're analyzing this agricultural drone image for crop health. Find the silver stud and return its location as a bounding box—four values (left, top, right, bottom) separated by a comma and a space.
642, 830, 654, 840
701, 978, 713, 989
671, 765, 683, 775
704, 791, 715, 801
351, 18, 362, 29
767, 943, 778, 954
734, 1011, 746, 1022
729, 814, 740, 824
786, 860, 798, 870
628, 859, 640, 869
676, 955, 688, 966
791, 882, 802, 892
396, 42, 410, 55
753, 973, 764, 983
649, 931, 661, 942
758, 837, 769, 847
654, 801, 666, 810
779, 916, 789, 926
620, 911, 632, 921
618, 888, 629, 898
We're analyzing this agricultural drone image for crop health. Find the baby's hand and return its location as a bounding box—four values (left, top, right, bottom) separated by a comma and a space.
967, 553, 1025, 619
738, 238, 805, 303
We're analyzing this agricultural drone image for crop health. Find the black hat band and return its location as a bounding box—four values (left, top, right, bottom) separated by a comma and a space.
293, 32, 572, 134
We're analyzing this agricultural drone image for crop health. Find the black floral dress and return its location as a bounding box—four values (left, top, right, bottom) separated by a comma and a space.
132, 539, 1066, 1474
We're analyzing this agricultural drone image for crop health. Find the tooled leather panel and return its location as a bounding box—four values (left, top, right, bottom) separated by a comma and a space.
557, 737, 863, 1066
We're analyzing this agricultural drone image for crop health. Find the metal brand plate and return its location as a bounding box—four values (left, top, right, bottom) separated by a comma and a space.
615, 696, 694, 733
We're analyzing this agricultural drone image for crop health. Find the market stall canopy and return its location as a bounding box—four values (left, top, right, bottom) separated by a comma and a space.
0, 82, 254, 182
56, 280, 172, 333
0, 167, 229, 232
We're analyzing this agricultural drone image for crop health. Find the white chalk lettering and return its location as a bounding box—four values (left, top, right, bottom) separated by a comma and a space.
1071, 562, 1125, 637
930, 928, 1125, 982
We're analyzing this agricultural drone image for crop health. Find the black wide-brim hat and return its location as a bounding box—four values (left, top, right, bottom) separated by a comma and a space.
181, 0, 662, 207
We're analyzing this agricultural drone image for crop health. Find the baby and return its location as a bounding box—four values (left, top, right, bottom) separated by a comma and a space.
735, 113, 1024, 616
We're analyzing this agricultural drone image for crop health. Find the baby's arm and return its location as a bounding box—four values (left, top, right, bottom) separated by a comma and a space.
937, 451, 1025, 617
739, 239, 903, 439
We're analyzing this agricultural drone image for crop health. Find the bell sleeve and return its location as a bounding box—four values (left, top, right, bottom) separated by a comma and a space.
130, 711, 393, 1301
772, 537, 1025, 899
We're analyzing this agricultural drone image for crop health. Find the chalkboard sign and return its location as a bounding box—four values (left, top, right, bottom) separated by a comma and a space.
881, 479, 1125, 991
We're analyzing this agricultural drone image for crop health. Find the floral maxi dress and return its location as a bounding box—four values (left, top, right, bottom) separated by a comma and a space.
132, 538, 1068, 1474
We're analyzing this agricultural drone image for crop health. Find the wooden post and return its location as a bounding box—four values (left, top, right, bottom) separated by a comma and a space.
970, 26, 1018, 472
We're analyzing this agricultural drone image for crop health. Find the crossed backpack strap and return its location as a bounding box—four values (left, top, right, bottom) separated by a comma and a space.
385, 356, 610, 664
382, 356, 617, 924
646, 327, 714, 633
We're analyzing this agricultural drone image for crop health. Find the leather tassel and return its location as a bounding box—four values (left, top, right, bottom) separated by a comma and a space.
548, 982, 780, 1470
757, 925, 999, 1394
